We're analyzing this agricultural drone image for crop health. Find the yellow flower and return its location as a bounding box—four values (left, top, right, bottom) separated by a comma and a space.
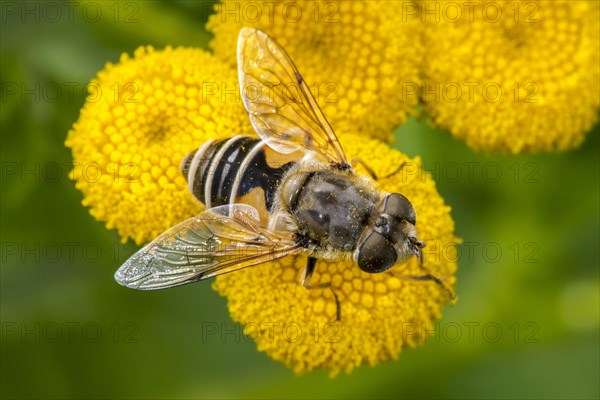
207, 0, 423, 142
421, 0, 600, 153
67, 31, 457, 376
65, 46, 253, 244
214, 133, 458, 375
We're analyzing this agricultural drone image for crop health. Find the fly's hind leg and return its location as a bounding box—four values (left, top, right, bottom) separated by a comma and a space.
302, 256, 341, 321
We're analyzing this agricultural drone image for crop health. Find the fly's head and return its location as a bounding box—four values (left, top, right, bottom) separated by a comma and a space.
355, 193, 423, 273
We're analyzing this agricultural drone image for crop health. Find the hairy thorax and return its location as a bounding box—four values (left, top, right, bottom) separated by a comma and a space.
281, 168, 381, 253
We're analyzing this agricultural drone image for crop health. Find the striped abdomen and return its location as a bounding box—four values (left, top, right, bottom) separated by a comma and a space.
181, 136, 297, 222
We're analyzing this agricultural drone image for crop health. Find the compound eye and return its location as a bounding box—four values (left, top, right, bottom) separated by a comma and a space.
384, 193, 416, 225
356, 231, 397, 273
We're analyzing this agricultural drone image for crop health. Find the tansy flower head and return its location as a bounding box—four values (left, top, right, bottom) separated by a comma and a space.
207, 0, 423, 142
65, 46, 253, 244
214, 133, 458, 375
421, 0, 600, 153
67, 27, 457, 375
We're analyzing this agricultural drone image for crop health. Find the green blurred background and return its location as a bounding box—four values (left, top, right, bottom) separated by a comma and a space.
1, 1, 598, 399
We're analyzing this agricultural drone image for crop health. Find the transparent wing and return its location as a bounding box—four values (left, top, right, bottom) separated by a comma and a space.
114, 204, 302, 290
237, 27, 349, 166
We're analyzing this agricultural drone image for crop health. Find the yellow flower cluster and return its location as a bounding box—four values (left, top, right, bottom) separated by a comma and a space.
421, 0, 600, 153
207, 0, 423, 142
66, 47, 457, 374
66, 5, 459, 375
65, 47, 253, 244
214, 133, 458, 375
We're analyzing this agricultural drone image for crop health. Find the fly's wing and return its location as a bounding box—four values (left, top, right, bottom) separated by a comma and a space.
237, 27, 349, 167
114, 204, 301, 290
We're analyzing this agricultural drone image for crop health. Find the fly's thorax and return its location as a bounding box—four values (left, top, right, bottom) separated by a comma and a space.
280, 167, 381, 252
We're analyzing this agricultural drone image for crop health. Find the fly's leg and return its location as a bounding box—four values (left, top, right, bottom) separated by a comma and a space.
390, 271, 457, 303
301, 256, 341, 321
390, 242, 456, 302
352, 158, 409, 181
351, 158, 379, 180
381, 162, 408, 180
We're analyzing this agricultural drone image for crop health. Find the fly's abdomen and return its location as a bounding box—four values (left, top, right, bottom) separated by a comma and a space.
181, 136, 297, 222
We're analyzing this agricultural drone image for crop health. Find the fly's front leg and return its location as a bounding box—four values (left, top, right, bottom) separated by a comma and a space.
381, 162, 408, 180
390, 271, 456, 303
389, 251, 456, 303
389, 241, 456, 302
351, 158, 378, 180
302, 256, 341, 321
352, 158, 409, 181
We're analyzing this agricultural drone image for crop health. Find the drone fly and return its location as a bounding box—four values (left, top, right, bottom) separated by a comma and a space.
115, 28, 455, 319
